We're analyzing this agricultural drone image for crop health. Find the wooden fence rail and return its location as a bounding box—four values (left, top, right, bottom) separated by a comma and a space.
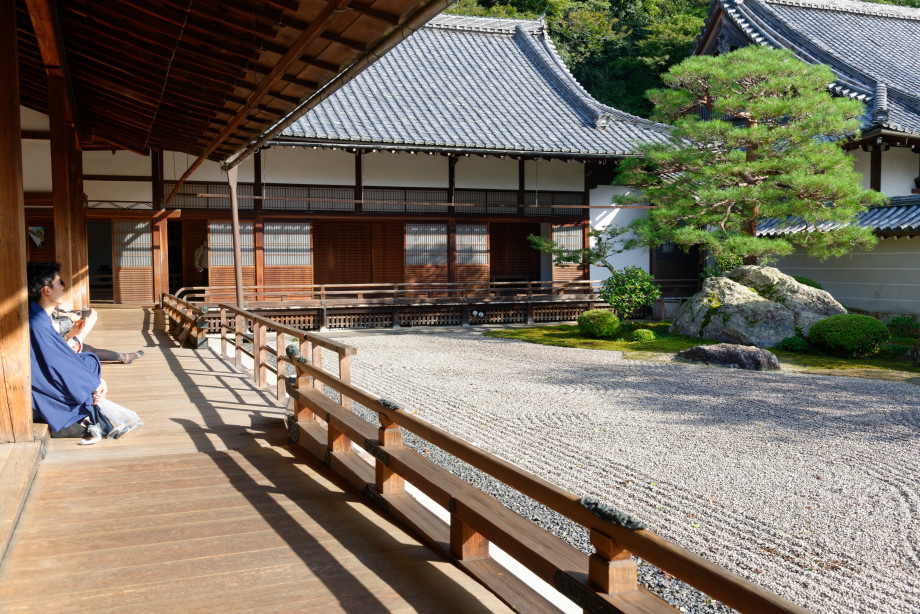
161, 293, 208, 348
215, 303, 809, 614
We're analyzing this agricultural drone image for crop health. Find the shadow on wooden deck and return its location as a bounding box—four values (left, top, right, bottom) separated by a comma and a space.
0, 308, 509, 613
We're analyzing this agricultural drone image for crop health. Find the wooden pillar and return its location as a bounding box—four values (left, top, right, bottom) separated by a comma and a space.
447, 219, 457, 284
0, 0, 33, 443
227, 166, 245, 307
448, 155, 456, 215
49, 75, 73, 307
518, 159, 526, 215
588, 529, 637, 594
253, 149, 263, 213
375, 416, 404, 494
254, 216, 264, 296
152, 149, 164, 210
870, 144, 882, 192
354, 150, 363, 213
68, 129, 89, 308
152, 212, 168, 299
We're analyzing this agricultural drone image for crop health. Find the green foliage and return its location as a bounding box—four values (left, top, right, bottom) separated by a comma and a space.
577, 309, 621, 338
617, 45, 886, 263
629, 328, 656, 342
808, 314, 891, 358
887, 316, 920, 338
702, 253, 743, 279
777, 336, 810, 353
793, 276, 823, 290
528, 225, 639, 274
882, 344, 913, 360
598, 266, 662, 318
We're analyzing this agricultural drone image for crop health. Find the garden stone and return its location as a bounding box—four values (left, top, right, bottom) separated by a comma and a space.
670, 277, 796, 348
676, 343, 781, 370
725, 266, 845, 335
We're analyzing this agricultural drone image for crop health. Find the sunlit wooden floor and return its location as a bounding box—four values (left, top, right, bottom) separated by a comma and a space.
0, 307, 509, 613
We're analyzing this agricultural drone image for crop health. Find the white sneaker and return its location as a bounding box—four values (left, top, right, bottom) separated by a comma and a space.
80, 423, 102, 445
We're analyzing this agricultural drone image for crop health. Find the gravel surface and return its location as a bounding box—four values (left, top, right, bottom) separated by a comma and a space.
286, 327, 920, 613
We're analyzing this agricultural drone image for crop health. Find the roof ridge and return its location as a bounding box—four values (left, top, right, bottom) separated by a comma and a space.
765, 0, 920, 21
516, 24, 669, 133
430, 14, 543, 33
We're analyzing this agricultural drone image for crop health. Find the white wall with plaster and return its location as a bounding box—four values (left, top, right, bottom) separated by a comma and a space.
364, 150, 448, 187
588, 185, 649, 280
260, 147, 353, 184
456, 156, 518, 189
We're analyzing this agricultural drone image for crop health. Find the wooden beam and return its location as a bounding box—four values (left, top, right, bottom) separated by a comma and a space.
870, 145, 882, 191
25, 0, 80, 132
0, 0, 33, 443
166, 0, 354, 204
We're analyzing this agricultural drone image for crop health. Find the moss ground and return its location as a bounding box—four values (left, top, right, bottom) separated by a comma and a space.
484, 323, 920, 385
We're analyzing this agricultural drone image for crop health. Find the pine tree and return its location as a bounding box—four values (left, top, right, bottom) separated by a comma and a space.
617, 45, 886, 264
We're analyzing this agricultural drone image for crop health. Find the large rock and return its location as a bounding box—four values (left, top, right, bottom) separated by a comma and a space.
671, 277, 796, 348
676, 343, 780, 370
725, 266, 845, 335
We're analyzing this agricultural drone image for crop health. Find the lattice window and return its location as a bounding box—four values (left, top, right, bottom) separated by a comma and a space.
209, 221, 254, 266
113, 220, 152, 267
406, 223, 447, 266
264, 221, 311, 266
457, 224, 488, 265
553, 224, 583, 251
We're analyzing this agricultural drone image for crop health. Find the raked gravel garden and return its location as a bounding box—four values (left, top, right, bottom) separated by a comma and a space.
311, 326, 920, 613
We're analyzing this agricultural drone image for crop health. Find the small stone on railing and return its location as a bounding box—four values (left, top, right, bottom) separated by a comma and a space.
286, 344, 311, 363
379, 398, 402, 410
200, 305, 209, 314
580, 497, 646, 530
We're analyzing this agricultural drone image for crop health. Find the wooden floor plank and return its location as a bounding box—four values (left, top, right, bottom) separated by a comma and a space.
0, 308, 510, 613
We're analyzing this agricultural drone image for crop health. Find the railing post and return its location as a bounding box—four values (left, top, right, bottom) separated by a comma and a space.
450, 515, 489, 561
276, 331, 286, 403
295, 336, 314, 422
234, 314, 243, 370
588, 528, 637, 594
338, 353, 352, 411
253, 320, 266, 388
312, 340, 323, 392
376, 415, 404, 495
220, 307, 227, 358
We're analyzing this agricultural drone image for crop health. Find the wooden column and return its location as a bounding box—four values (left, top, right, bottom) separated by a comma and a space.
0, 0, 33, 443
227, 166, 245, 307
68, 129, 89, 308
49, 75, 73, 307
152, 212, 168, 299
447, 219, 457, 284
518, 158, 526, 215
152, 149, 164, 210
588, 529, 637, 594
375, 416, 404, 494
253, 217, 264, 295
447, 155, 456, 215
253, 149, 263, 213
354, 150, 363, 213
870, 144, 882, 192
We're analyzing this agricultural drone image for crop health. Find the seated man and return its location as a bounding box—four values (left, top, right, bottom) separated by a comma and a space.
27, 262, 141, 444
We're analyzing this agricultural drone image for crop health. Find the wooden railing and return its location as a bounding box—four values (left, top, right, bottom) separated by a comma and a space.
216, 304, 811, 614
177, 279, 604, 307
161, 293, 208, 348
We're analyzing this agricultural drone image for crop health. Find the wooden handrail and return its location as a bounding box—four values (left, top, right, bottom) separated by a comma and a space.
161, 293, 208, 348
215, 304, 811, 614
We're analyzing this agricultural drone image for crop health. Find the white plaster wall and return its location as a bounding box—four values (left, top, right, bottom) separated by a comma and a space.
21, 140, 51, 192
848, 149, 871, 191
524, 158, 582, 191
260, 147, 352, 184
881, 146, 919, 196
774, 238, 920, 316
83, 180, 152, 203
364, 151, 448, 187
455, 156, 517, 189
588, 185, 649, 280
163, 151, 254, 182
20, 106, 49, 131
83, 150, 152, 175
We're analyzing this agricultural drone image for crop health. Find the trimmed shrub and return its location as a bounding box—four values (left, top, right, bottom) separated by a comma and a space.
793, 275, 823, 289
808, 314, 890, 358
887, 316, 920, 338
599, 266, 662, 319
777, 336, 809, 353
630, 328, 656, 343
883, 344, 913, 360
577, 309, 620, 339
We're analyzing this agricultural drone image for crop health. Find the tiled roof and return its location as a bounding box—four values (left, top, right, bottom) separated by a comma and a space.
758, 195, 920, 235
278, 15, 670, 157
698, 0, 920, 137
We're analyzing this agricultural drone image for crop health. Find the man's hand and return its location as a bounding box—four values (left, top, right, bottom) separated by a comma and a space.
93, 378, 107, 404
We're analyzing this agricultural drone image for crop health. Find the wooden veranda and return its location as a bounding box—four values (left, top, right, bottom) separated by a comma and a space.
0, 308, 510, 612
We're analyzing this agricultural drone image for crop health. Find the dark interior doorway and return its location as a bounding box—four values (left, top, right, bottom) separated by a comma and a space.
87, 219, 113, 302
167, 221, 183, 293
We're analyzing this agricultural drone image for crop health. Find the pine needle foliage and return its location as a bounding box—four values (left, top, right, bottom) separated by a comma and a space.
616, 45, 887, 263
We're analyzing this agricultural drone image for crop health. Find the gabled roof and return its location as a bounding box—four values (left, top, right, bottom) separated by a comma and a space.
758, 195, 920, 236
275, 15, 671, 158
695, 0, 920, 138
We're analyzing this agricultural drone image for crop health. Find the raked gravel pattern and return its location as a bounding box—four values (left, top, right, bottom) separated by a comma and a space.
303, 328, 920, 613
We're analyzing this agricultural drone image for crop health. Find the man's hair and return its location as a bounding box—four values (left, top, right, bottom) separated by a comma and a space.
26, 261, 61, 302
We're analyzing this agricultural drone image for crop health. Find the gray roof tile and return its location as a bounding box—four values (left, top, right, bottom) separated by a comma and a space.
702, 0, 920, 137
279, 15, 670, 156
758, 195, 920, 235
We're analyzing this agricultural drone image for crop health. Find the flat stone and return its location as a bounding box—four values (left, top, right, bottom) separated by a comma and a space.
676, 343, 781, 370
